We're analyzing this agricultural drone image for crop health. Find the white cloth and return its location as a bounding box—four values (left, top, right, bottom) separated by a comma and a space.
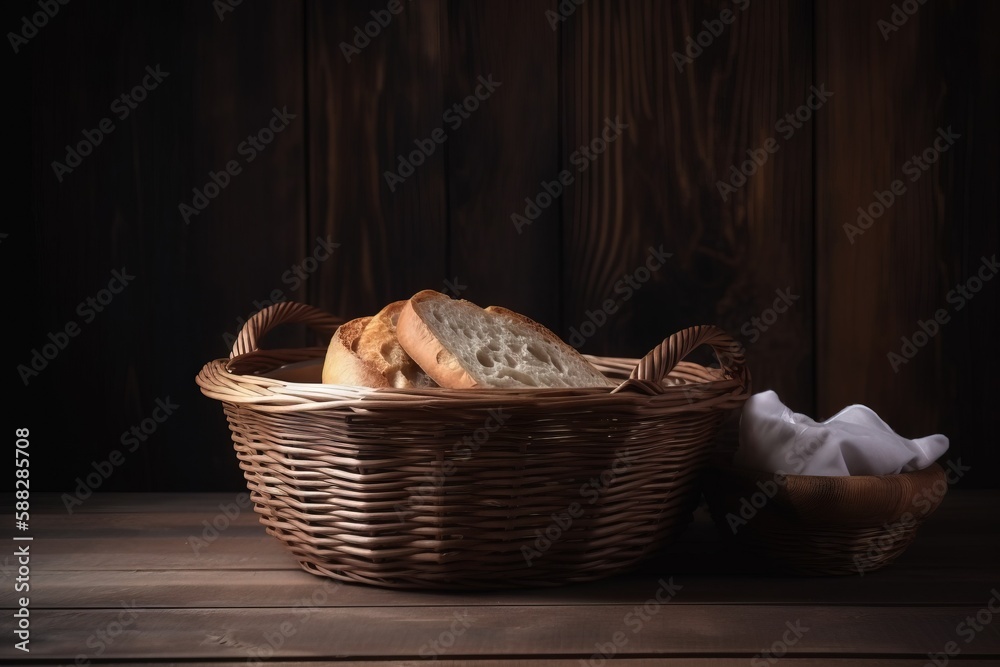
734, 390, 949, 476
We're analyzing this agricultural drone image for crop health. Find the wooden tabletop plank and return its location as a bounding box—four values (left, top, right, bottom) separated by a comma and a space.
16, 568, 1000, 609
27, 535, 295, 571
20, 605, 1000, 661
11, 492, 998, 589
22, 533, 1000, 578
90, 662, 1000, 667
27, 492, 264, 514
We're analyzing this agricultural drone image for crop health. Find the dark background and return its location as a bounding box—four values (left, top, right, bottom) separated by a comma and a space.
12, 0, 998, 492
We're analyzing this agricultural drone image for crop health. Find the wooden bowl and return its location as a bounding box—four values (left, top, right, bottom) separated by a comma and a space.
702, 461, 948, 575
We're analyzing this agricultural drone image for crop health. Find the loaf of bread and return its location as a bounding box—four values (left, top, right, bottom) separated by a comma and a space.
322, 301, 437, 388
396, 290, 616, 389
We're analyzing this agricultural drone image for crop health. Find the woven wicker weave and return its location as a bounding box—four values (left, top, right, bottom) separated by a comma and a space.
703, 462, 947, 575
197, 301, 751, 589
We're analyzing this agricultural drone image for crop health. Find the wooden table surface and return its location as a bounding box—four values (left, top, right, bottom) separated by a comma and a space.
4, 491, 999, 665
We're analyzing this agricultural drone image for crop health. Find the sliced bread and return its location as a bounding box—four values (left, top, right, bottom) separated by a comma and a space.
322, 316, 386, 387
322, 302, 437, 388
396, 290, 616, 389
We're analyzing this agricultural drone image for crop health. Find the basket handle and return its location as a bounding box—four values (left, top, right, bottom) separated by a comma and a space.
226, 301, 342, 360
616, 325, 751, 395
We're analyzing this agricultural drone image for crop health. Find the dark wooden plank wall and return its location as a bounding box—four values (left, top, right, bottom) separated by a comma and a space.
22, 1, 306, 492
817, 0, 1000, 488
444, 0, 561, 324
560, 0, 815, 413
17, 0, 997, 491
307, 0, 448, 315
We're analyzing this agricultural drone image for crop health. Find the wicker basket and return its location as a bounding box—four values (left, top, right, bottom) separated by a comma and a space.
703, 461, 947, 575
197, 301, 751, 589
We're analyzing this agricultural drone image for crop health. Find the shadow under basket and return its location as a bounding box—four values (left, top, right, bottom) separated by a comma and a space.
197, 302, 752, 590
702, 461, 948, 576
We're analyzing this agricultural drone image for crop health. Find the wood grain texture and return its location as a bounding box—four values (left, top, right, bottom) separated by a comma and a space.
816, 0, 999, 487
26, 1, 306, 492
8, 492, 998, 662
23, 565, 999, 609
20, 606, 1000, 661
306, 0, 449, 321
77, 662, 1000, 667
444, 0, 561, 326
559, 0, 815, 417
13, 491, 998, 606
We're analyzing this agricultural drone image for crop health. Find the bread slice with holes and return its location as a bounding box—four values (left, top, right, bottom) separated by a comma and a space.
322, 302, 438, 388
396, 290, 616, 389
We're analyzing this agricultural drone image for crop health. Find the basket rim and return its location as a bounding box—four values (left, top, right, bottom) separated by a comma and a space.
704, 460, 948, 526
196, 352, 748, 412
